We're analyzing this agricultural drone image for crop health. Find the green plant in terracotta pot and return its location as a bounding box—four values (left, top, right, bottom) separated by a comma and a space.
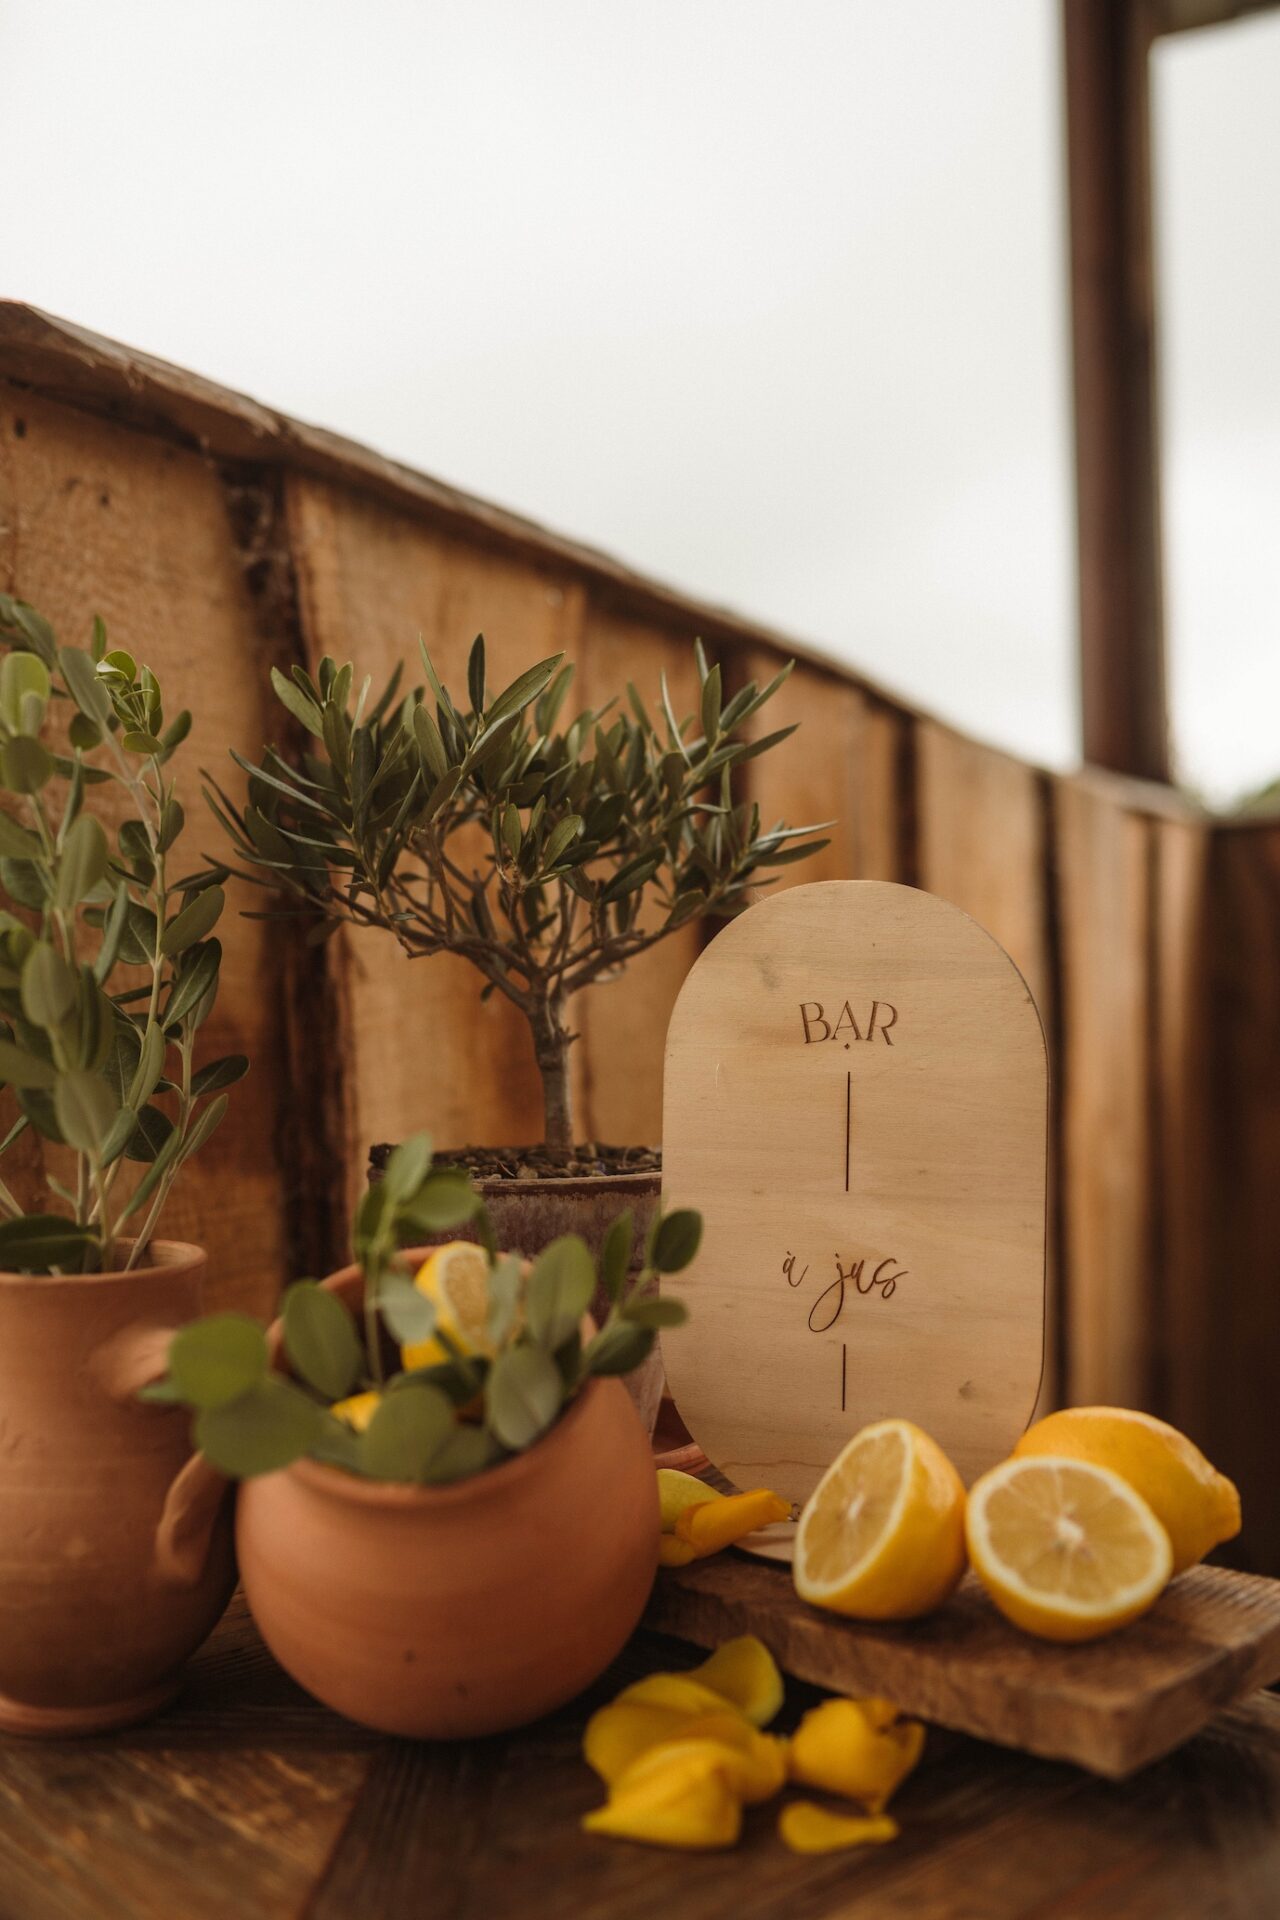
153, 1134, 696, 1738
0, 593, 244, 1734
209, 634, 824, 1423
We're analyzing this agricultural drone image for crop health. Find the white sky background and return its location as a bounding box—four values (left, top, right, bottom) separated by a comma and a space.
1, 2, 1275, 801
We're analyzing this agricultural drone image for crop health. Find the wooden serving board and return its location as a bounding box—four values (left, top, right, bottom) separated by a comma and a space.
645, 1552, 1280, 1779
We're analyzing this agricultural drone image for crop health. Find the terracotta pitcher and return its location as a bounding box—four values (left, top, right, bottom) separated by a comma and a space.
0, 1240, 236, 1734
238, 1260, 659, 1738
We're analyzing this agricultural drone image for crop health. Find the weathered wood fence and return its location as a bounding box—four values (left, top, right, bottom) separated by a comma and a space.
1, 305, 1276, 1570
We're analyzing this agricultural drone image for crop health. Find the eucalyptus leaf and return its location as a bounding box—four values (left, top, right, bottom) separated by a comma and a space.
58, 646, 114, 727
1, 736, 53, 795
381, 1131, 432, 1204
378, 1275, 437, 1345
600, 1209, 633, 1304
360, 1384, 453, 1481
282, 1280, 363, 1399
54, 1070, 119, 1152
582, 1321, 654, 1378
195, 1376, 323, 1477
398, 1169, 482, 1233
0, 811, 40, 862
0, 651, 50, 733
649, 1208, 703, 1274
485, 1255, 523, 1348
56, 814, 108, 910
169, 1312, 268, 1410
0, 1212, 95, 1274
485, 1344, 563, 1451
161, 885, 225, 956
620, 1295, 688, 1330
0, 1036, 57, 1089
21, 944, 77, 1029
525, 1234, 594, 1352
189, 1053, 249, 1096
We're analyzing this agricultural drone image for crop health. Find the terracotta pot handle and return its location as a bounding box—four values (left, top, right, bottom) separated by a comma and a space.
153, 1451, 230, 1588
89, 1319, 231, 1590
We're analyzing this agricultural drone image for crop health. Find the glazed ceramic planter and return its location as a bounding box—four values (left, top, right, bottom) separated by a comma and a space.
369, 1159, 667, 1432
238, 1263, 660, 1739
0, 1240, 236, 1734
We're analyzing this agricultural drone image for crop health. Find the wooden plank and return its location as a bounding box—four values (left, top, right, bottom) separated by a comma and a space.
731, 651, 907, 889
917, 723, 1058, 1414
648, 1554, 1280, 1779
570, 602, 705, 1147
1055, 776, 1153, 1406
0, 391, 287, 1317
284, 475, 586, 1231
6, 1594, 1280, 1916
1150, 817, 1212, 1441
1199, 824, 1280, 1577
1063, 0, 1170, 780
0, 1599, 374, 1920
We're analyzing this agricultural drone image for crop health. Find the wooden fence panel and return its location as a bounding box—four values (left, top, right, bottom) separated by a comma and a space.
1055, 777, 1153, 1408
1151, 817, 1212, 1444
285, 475, 585, 1231
732, 651, 906, 889
571, 602, 705, 1147
0, 392, 287, 1316
917, 723, 1058, 1413
1200, 825, 1280, 1574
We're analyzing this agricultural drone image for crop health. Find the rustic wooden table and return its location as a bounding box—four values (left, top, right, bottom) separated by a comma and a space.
2, 1595, 1278, 1920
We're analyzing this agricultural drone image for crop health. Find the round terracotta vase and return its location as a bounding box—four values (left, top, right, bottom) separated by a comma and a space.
238, 1263, 660, 1739
369, 1158, 667, 1434
0, 1240, 236, 1735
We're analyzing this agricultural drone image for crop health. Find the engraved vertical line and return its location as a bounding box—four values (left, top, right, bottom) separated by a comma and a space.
844, 1069, 851, 1192
841, 1342, 847, 1412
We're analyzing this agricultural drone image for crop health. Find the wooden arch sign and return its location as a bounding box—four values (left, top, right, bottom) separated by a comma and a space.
661, 881, 1047, 1507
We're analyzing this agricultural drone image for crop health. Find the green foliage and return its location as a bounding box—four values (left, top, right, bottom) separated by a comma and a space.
0, 596, 239, 1273
153, 1134, 695, 1490
212, 633, 829, 1146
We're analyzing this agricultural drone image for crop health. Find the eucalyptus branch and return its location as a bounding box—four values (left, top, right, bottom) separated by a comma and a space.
0, 596, 245, 1275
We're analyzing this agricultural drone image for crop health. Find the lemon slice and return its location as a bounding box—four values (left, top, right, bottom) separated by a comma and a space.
966, 1455, 1173, 1641
402, 1240, 494, 1369
1012, 1406, 1240, 1573
793, 1419, 966, 1619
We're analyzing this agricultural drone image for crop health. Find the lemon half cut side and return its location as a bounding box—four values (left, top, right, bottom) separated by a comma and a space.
966, 1455, 1173, 1642
793, 1418, 967, 1620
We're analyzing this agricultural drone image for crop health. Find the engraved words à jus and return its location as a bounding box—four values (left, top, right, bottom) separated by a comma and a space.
783, 995, 907, 1371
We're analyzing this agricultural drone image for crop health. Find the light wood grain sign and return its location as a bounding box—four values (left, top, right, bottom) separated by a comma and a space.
662, 882, 1047, 1504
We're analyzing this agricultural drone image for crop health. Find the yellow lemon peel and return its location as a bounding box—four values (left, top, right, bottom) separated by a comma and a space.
675, 1489, 791, 1555
612, 1672, 735, 1717
657, 1468, 726, 1532
657, 1535, 699, 1568
788, 1698, 925, 1811
616, 1729, 786, 1806
581, 1744, 742, 1850
779, 1802, 899, 1855
685, 1636, 785, 1727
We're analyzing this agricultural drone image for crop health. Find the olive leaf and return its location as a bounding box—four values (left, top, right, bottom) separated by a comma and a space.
226, 634, 826, 1150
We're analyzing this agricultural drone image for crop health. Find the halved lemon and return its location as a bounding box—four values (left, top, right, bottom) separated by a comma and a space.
1012, 1406, 1240, 1574
793, 1419, 967, 1619
966, 1455, 1173, 1641
401, 1240, 494, 1370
